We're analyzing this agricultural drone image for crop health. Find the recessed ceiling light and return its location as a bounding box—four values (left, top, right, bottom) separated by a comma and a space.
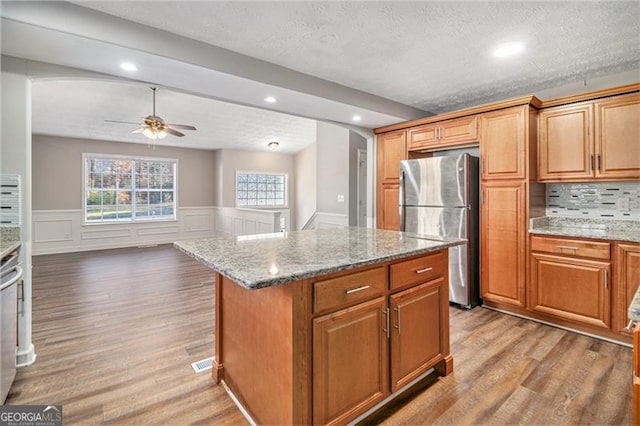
268, 141, 279, 150
264, 96, 277, 103
492, 42, 524, 58
352, 115, 362, 122
120, 62, 137, 72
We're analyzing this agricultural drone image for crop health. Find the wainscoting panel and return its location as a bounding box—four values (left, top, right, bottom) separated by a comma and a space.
81, 227, 131, 240
184, 213, 211, 233
213, 207, 289, 236
315, 212, 349, 229
32, 207, 218, 255
32, 207, 294, 255
33, 217, 73, 243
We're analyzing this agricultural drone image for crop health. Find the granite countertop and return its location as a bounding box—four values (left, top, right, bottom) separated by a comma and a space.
175, 227, 465, 290
0, 227, 21, 259
630, 288, 640, 322
529, 217, 640, 243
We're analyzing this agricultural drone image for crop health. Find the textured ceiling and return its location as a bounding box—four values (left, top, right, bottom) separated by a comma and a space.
75, 1, 640, 114
6, 1, 640, 153
32, 80, 317, 154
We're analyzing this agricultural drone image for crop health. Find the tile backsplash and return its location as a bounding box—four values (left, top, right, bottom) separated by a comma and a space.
546, 182, 640, 220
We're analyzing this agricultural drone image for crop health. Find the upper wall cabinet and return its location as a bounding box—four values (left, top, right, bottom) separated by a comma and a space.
594, 93, 640, 180
479, 106, 526, 180
377, 130, 406, 184
538, 92, 640, 182
408, 115, 478, 151
376, 130, 406, 230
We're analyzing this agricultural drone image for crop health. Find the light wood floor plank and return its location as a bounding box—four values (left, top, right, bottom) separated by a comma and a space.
6, 245, 633, 425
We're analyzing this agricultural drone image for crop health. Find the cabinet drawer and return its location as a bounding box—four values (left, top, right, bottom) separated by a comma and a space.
390, 252, 445, 290
313, 267, 387, 313
531, 236, 610, 260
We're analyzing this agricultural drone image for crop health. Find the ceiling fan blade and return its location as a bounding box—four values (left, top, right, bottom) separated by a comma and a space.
165, 127, 185, 137
105, 119, 143, 125
167, 124, 196, 130
131, 127, 146, 134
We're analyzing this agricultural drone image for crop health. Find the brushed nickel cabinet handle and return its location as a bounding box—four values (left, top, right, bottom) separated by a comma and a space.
625, 320, 636, 333
394, 306, 401, 334
556, 245, 578, 252
383, 308, 390, 338
345, 285, 370, 295
416, 267, 433, 274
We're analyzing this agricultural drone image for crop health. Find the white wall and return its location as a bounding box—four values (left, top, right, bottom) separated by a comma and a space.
1, 56, 35, 366
316, 122, 349, 215
348, 132, 367, 226
294, 143, 317, 230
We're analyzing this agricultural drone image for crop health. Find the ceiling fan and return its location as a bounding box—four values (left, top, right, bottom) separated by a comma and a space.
105, 87, 196, 140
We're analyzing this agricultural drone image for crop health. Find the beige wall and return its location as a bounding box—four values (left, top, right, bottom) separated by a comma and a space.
214, 149, 295, 209
32, 135, 216, 210
294, 143, 317, 230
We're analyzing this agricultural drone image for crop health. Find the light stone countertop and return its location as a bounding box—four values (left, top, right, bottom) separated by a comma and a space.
0, 227, 21, 259
629, 287, 640, 322
529, 217, 640, 243
175, 227, 465, 290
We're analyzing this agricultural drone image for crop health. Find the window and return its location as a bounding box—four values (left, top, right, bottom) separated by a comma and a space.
236, 172, 287, 207
84, 154, 177, 223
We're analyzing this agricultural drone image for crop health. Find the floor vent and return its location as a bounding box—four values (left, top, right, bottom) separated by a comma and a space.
191, 357, 213, 373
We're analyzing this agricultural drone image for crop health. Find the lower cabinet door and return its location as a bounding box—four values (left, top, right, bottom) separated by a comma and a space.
480, 181, 527, 307
530, 253, 611, 329
390, 280, 442, 392
313, 297, 389, 425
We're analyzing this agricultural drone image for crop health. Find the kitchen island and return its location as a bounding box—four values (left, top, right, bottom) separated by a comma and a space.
176, 227, 464, 425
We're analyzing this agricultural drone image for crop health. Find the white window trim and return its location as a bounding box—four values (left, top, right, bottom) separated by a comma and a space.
82, 153, 179, 225
235, 170, 288, 209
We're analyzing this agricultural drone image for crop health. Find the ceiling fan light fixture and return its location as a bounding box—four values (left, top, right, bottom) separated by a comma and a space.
142, 127, 167, 140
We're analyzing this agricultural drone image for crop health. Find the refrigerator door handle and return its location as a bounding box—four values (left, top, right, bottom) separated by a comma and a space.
399, 170, 406, 231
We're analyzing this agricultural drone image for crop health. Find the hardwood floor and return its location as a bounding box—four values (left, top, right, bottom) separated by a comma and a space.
6, 244, 246, 424
7, 245, 633, 425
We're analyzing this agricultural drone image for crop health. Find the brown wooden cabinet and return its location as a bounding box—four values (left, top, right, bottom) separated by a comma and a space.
594, 93, 640, 180
408, 115, 478, 151
376, 130, 406, 230
389, 280, 443, 392
480, 106, 527, 180
312, 251, 450, 424
538, 102, 593, 181
613, 243, 640, 334
313, 297, 389, 425
530, 236, 611, 329
538, 92, 640, 182
480, 181, 527, 307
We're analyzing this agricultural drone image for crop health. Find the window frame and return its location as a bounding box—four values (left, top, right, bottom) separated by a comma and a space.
235, 170, 288, 209
82, 153, 179, 225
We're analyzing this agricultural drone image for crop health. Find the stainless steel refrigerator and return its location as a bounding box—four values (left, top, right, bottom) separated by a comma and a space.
399, 154, 479, 308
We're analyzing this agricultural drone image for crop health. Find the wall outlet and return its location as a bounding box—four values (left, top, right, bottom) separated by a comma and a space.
337, 194, 345, 202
